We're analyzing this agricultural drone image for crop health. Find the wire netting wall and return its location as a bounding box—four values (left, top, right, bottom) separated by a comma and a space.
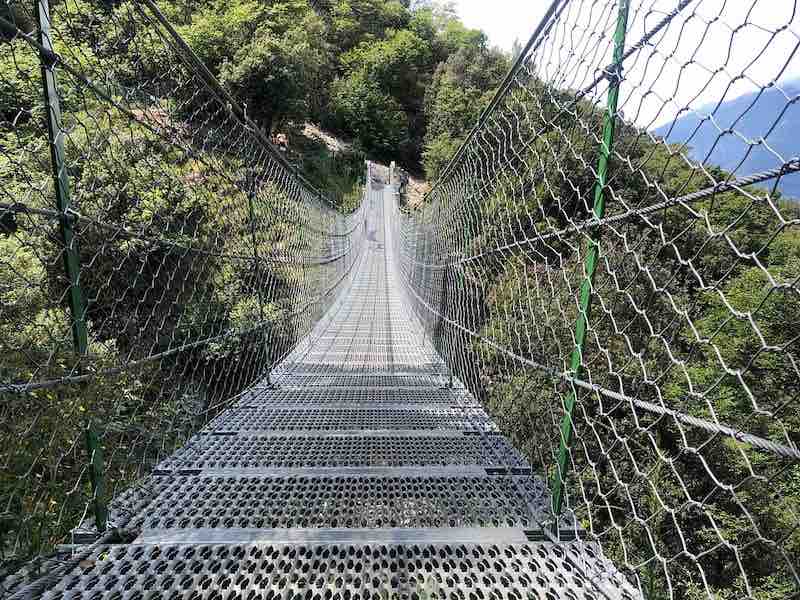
0, 0, 363, 569
396, 1, 800, 598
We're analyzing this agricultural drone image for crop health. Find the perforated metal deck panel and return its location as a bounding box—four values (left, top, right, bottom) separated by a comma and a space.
43, 541, 640, 600
124, 474, 550, 529
155, 432, 529, 470
272, 373, 451, 388
48, 171, 638, 599
203, 406, 497, 432
236, 387, 478, 405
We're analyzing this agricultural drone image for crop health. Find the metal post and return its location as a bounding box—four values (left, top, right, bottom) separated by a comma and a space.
36, 0, 106, 532
37, 1, 87, 354
551, 0, 630, 518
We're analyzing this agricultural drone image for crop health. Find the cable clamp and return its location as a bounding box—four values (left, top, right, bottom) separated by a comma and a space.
602, 62, 624, 86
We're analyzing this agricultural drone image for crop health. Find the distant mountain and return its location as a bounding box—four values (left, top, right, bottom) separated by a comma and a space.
652, 80, 800, 200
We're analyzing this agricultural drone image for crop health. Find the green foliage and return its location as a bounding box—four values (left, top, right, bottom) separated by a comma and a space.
421, 132, 460, 178
330, 73, 409, 158
328, 0, 410, 52
465, 86, 800, 599
136, 0, 504, 169
321, 0, 501, 168
331, 30, 421, 159
174, 0, 329, 130
408, 1, 487, 60
423, 43, 509, 176
0, 40, 41, 125
0, 0, 323, 563
340, 29, 432, 101
177, 0, 266, 71
291, 131, 365, 213
219, 30, 309, 127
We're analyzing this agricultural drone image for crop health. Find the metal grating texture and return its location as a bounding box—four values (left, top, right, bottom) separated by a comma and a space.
43, 542, 639, 600
125, 474, 550, 529
235, 387, 478, 406
271, 374, 451, 387
34, 166, 636, 598
203, 406, 496, 432
156, 432, 528, 470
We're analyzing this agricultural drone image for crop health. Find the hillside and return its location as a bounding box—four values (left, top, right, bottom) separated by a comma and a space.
135, 0, 510, 175
654, 79, 800, 199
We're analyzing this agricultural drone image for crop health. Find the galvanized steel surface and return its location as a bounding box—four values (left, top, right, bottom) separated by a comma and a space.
33, 170, 635, 599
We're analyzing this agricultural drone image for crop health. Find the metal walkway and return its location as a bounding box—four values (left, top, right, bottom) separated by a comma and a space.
41, 171, 636, 599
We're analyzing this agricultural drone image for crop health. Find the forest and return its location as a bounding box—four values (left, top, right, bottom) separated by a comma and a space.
467, 119, 800, 599
149, 0, 510, 174
1, 1, 798, 599
0, 0, 509, 575
415, 52, 800, 600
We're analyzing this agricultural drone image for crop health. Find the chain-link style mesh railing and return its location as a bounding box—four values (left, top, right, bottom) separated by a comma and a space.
395, 1, 800, 598
0, 0, 363, 571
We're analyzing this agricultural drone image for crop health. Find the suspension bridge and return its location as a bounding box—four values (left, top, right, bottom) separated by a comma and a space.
1, 0, 799, 599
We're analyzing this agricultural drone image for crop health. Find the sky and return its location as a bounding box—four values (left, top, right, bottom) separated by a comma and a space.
449, 0, 549, 53
449, 0, 800, 128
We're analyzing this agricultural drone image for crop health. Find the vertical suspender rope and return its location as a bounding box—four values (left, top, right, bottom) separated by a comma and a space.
246, 171, 271, 385
551, 0, 631, 518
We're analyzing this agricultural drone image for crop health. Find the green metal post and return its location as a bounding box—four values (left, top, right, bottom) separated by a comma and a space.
37, 0, 87, 354
551, 0, 630, 518
37, 0, 105, 532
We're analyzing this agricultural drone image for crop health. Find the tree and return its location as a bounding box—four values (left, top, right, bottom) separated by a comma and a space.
330, 73, 408, 158
328, 0, 410, 52
220, 15, 329, 130
423, 44, 509, 176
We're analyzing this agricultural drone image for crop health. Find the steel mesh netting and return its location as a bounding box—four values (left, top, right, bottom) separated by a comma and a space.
394, 0, 800, 598
0, 0, 364, 574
